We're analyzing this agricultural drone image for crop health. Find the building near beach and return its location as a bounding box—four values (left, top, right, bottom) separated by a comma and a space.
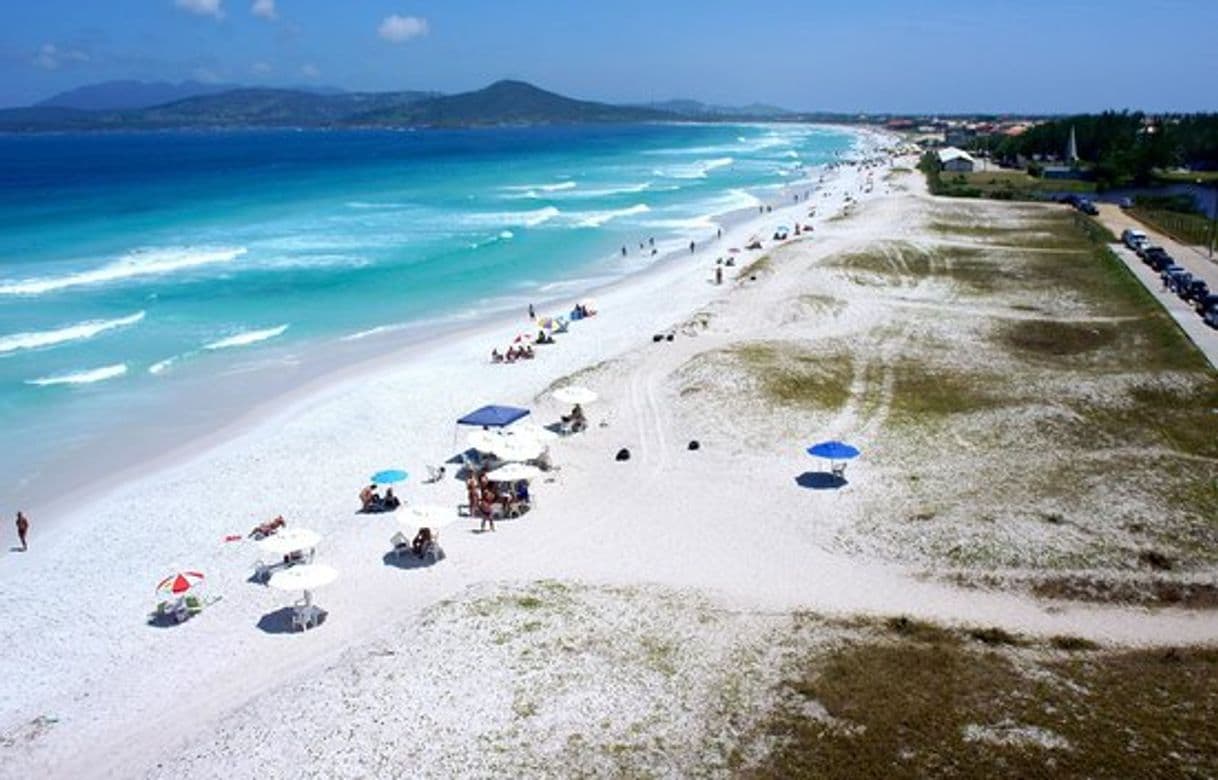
937, 147, 976, 173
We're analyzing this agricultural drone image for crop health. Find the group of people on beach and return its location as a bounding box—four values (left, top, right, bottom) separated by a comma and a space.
490, 299, 598, 364
491, 344, 535, 363
359, 484, 402, 513
465, 472, 530, 532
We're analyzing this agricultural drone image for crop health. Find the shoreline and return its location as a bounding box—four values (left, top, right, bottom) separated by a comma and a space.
23, 126, 879, 532
5, 128, 1218, 778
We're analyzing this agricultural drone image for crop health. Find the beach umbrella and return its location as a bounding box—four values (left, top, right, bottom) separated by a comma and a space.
806, 440, 860, 461
487, 463, 543, 482
398, 504, 459, 531
258, 528, 322, 556
553, 386, 598, 405
268, 563, 338, 606
493, 435, 544, 463
370, 469, 408, 484
511, 421, 559, 443
156, 570, 204, 596
468, 429, 505, 453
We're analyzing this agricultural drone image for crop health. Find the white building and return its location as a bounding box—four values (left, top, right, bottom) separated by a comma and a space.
937, 146, 976, 173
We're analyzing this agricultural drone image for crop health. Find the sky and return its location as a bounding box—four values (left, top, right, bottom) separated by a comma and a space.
2, 0, 1217, 113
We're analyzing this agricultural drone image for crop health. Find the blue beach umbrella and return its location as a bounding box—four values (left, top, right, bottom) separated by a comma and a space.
806, 441, 860, 461
371, 469, 408, 484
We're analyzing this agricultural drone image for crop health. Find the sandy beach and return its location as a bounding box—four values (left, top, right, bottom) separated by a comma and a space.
3, 128, 1217, 778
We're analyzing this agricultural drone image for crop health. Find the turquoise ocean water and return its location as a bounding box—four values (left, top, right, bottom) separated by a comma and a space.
0, 123, 855, 502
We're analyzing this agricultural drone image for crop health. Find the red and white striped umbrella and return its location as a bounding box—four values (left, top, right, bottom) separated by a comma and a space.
156, 571, 205, 596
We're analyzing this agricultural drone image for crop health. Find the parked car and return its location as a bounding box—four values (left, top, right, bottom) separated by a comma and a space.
1183, 279, 1210, 303
1077, 199, 1099, 215
1136, 242, 1160, 259
1146, 250, 1173, 271
1121, 228, 1148, 249
1119, 197, 1135, 209
1205, 306, 1218, 329
1194, 293, 1218, 313
1165, 270, 1192, 294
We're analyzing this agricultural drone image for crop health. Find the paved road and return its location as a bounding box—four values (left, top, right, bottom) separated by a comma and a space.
1107, 243, 1218, 370
1088, 203, 1218, 370
1096, 203, 1218, 286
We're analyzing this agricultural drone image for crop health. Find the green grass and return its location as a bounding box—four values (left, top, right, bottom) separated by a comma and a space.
832, 243, 1008, 293
998, 319, 1119, 360
1154, 169, 1218, 183
737, 255, 772, 281
888, 360, 1008, 422
732, 342, 853, 410
749, 633, 1218, 779
1129, 207, 1216, 250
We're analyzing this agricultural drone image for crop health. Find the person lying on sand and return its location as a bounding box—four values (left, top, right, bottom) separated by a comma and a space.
249, 515, 286, 540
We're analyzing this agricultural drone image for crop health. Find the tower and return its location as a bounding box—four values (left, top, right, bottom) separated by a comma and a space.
1066, 126, 1079, 165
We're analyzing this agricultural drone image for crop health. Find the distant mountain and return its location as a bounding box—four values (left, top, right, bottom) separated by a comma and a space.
132, 88, 438, 127
37, 80, 244, 111
643, 99, 794, 118
351, 80, 670, 126
0, 80, 670, 131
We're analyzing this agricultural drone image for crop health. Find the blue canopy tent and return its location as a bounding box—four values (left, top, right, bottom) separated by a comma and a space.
457, 405, 530, 428
452, 405, 531, 471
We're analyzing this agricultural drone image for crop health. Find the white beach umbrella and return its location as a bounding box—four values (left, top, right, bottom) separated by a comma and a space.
268, 563, 338, 607
487, 463, 543, 482
467, 429, 504, 453
398, 504, 459, 531
268, 563, 338, 593
511, 421, 559, 443
258, 528, 322, 556
553, 386, 598, 405
493, 435, 544, 462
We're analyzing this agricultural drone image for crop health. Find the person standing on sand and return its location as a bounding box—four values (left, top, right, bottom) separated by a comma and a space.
16, 511, 29, 551
689, 240, 695, 254
528, 304, 535, 320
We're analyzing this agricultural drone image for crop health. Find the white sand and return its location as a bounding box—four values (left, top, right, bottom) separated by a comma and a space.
2, 129, 1216, 778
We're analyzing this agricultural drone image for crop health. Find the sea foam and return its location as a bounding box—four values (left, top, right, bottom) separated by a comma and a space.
204, 324, 289, 351
0, 311, 145, 356
573, 203, 651, 228
653, 157, 734, 180
26, 363, 128, 386
0, 247, 246, 296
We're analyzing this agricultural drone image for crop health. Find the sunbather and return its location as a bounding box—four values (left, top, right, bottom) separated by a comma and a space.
249, 515, 286, 539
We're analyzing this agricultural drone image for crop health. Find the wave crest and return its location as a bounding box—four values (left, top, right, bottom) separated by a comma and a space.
0, 311, 145, 356
204, 324, 289, 351
26, 363, 128, 387
0, 247, 246, 296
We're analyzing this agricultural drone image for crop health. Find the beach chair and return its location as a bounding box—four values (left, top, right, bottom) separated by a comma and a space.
422, 532, 445, 563
390, 531, 412, 559
425, 465, 446, 483
292, 603, 325, 631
